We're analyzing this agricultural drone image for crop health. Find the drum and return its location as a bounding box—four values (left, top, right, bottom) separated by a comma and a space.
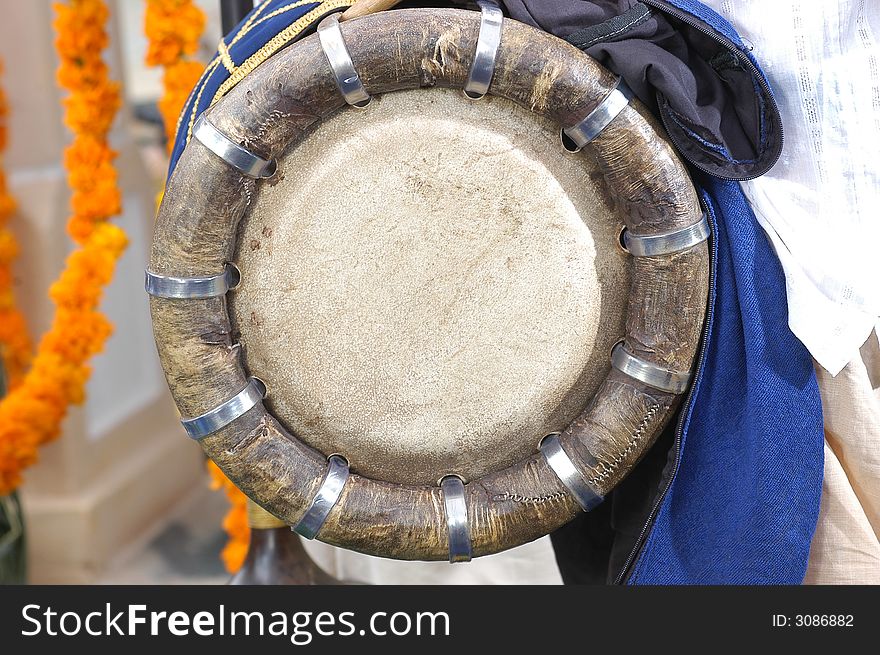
147, 6, 709, 562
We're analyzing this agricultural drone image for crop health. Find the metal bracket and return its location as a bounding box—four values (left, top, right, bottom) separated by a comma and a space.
562, 77, 632, 152
463, 1, 503, 99
144, 264, 239, 300
441, 475, 472, 562
181, 377, 266, 440
622, 214, 710, 257
611, 342, 692, 394
293, 455, 350, 539
539, 433, 604, 511
318, 13, 372, 108
193, 115, 276, 178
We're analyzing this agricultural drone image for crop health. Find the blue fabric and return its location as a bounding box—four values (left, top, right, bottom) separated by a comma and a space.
628, 177, 825, 584
168, 0, 340, 175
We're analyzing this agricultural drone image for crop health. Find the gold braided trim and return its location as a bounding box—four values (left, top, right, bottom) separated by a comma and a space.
246, 498, 289, 529
250, 0, 323, 29
210, 0, 353, 107
180, 0, 276, 142
217, 39, 236, 73
176, 0, 273, 143
213, 0, 277, 74
182, 58, 221, 143
230, 0, 274, 43
179, 1, 353, 149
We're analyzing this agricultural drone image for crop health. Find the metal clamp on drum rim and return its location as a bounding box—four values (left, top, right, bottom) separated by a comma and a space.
539, 433, 603, 511
144, 263, 239, 300
318, 13, 371, 107
463, 1, 503, 99
441, 476, 472, 562
562, 78, 633, 152
611, 341, 692, 394
622, 214, 710, 257
181, 377, 266, 440
193, 115, 277, 178
293, 455, 350, 539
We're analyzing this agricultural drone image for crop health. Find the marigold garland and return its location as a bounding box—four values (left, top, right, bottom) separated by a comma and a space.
207, 460, 249, 573
144, 0, 207, 150
0, 0, 127, 495
0, 61, 33, 389
143, 0, 251, 573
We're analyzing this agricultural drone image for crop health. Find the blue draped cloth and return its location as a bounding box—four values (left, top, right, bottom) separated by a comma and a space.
629, 176, 824, 584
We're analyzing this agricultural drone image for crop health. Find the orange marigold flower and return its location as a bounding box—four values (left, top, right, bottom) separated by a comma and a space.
62, 83, 121, 136
145, 0, 206, 67
157, 60, 204, 145
0, 59, 32, 387
208, 460, 250, 573
0, 1, 126, 496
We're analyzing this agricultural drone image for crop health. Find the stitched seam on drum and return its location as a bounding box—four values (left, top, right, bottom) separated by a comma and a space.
210, 1, 353, 108
245, 109, 295, 151
242, 178, 255, 206
588, 404, 661, 486
492, 491, 568, 505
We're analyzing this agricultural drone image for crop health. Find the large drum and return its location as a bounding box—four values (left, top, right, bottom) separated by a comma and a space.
147, 5, 709, 562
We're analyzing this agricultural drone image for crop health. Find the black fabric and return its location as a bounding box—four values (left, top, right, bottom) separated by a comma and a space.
565, 2, 654, 50
452, 0, 782, 180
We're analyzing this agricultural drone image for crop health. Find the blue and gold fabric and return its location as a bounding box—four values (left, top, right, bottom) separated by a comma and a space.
168, 0, 352, 175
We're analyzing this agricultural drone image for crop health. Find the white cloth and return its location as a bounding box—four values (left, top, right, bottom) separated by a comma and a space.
302, 536, 563, 585
806, 332, 880, 584
702, 0, 880, 375
705, 1, 880, 585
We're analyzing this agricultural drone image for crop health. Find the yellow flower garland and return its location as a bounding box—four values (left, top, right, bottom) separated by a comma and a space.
144, 0, 207, 150
0, 60, 33, 390
0, 0, 127, 495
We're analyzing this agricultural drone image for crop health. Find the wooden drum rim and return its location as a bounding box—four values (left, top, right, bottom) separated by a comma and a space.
148, 8, 709, 561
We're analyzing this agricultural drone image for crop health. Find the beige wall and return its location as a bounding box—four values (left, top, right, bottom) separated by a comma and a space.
0, 0, 206, 583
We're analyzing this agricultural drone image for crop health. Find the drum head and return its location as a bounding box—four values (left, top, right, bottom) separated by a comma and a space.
231, 88, 630, 485
149, 7, 708, 561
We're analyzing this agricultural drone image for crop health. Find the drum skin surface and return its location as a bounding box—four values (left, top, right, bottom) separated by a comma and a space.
232, 88, 630, 485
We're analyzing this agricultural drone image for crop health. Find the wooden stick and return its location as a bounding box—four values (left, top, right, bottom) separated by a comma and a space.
340, 0, 402, 21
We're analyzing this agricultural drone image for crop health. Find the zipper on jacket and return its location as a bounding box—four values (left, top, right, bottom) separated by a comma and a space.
640, 0, 784, 181
613, 195, 717, 584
